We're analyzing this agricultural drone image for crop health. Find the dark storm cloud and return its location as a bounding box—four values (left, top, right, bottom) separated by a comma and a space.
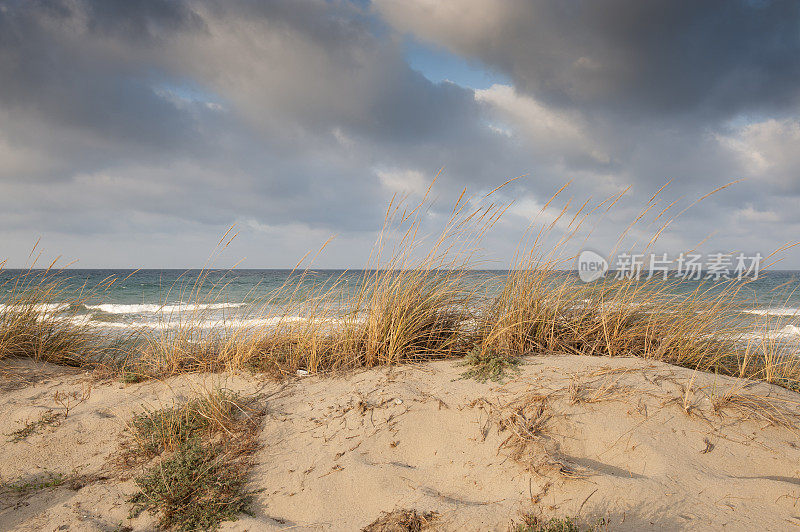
0, 0, 205, 155
0, 0, 798, 267
376, 0, 800, 264
376, 0, 800, 119
0, 0, 516, 231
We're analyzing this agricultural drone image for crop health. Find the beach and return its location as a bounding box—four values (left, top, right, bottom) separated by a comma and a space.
2, 353, 800, 531
2, 226, 799, 531
4, 1, 800, 530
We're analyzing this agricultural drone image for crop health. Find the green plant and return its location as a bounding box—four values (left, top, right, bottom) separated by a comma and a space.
2, 472, 66, 495
128, 439, 253, 531
459, 346, 521, 382
514, 514, 608, 532
121, 370, 145, 384
7, 410, 63, 442
124, 389, 262, 530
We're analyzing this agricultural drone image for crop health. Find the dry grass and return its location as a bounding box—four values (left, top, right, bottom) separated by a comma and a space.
711, 389, 800, 427
126, 182, 506, 378
2, 182, 799, 401
362, 509, 439, 531
568, 376, 635, 406
471, 391, 587, 478
498, 395, 554, 472
0, 262, 117, 366
474, 185, 800, 391
242, 268, 473, 375
491, 393, 587, 478
123, 388, 264, 530
123, 387, 259, 463
478, 257, 756, 378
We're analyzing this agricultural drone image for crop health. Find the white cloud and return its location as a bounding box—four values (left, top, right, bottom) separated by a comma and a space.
475, 84, 609, 165
736, 205, 780, 223
716, 118, 800, 189
376, 168, 430, 196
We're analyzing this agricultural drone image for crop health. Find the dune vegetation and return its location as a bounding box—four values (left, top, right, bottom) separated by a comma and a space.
1, 181, 798, 392
2, 182, 800, 532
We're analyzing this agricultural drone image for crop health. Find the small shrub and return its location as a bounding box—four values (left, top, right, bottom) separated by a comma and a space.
124, 389, 262, 531
121, 370, 146, 384
514, 514, 607, 532
362, 509, 438, 531
460, 347, 520, 382
129, 439, 252, 531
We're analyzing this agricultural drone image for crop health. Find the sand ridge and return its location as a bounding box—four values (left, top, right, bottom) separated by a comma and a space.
1, 354, 800, 531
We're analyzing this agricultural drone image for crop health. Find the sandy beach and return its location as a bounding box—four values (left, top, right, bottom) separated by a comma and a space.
2, 354, 799, 531
4, 1, 800, 529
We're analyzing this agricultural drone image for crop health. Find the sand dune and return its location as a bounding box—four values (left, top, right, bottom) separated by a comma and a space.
2, 355, 800, 531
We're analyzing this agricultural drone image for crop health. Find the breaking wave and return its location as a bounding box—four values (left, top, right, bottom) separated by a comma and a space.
84, 302, 246, 314
743, 307, 800, 317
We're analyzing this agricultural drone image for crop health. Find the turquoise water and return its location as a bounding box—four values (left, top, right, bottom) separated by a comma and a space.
1, 269, 799, 339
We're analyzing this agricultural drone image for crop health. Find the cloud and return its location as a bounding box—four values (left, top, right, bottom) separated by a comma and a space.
374, 0, 800, 119
716, 118, 800, 191
0, 0, 798, 267
376, 168, 430, 196
0, 0, 204, 151
475, 84, 610, 167
736, 205, 780, 223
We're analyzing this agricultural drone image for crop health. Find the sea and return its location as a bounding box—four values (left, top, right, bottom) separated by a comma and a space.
1, 269, 799, 341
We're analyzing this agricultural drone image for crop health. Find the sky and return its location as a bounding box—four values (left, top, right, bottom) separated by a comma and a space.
1, 0, 799, 269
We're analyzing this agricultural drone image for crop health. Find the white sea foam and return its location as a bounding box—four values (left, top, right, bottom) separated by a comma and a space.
779, 325, 800, 336
0, 303, 70, 313
85, 302, 246, 314
743, 307, 800, 317
740, 324, 800, 341
76, 315, 307, 331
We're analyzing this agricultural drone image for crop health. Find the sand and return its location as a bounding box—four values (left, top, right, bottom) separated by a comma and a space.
1, 354, 800, 531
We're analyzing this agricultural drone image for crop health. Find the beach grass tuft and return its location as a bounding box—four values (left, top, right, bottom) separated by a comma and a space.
362, 508, 439, 531
460, 346, 521, 382
124, 388, 263, 530
514, 514, 608, 532
2, 182, 799, 403
0, 269, 99, 366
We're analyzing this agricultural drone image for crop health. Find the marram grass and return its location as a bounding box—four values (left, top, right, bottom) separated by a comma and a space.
1, 183, 798, 393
